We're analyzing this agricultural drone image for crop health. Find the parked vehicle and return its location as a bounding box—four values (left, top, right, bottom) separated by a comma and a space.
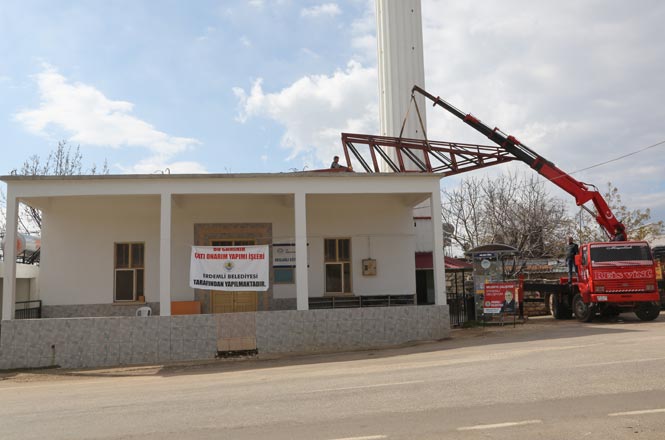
652, 246, 665, 310
411, 86, 661, 321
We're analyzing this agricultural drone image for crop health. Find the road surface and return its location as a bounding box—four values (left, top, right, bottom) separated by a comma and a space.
1, 314, 664, 439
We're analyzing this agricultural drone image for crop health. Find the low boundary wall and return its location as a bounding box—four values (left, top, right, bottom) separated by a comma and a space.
0, 305, 450, 370
42, 302, 161, 318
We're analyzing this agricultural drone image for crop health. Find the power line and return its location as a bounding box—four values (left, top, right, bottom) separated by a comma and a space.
416, 137, 665, 213
567, 139, 665, 175
434, 137, 665, 193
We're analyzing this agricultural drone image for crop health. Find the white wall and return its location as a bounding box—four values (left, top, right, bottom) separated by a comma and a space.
170, 194, 295, 301
414, 217, 433, 253
170, 194, 417, 299
306, 194, 416, 297
36, 192, 419, 306
0, 262, 39, 298
40, 195, 161, 305
0, 263, 39, 317
0, 262, 40, 279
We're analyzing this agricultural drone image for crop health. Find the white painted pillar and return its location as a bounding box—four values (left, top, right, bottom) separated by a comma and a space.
430, 187, 447, 305
2, 189, 18, 320
294, 192, 309, 310
159, 192, 172, 316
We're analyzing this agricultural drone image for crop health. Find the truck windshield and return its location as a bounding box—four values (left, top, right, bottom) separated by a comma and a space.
590, 244, 652, 265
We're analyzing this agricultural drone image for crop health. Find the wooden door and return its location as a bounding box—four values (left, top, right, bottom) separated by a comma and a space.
211, 292, 235, 314
233, 292, 258, 312
210, 239, 258, 313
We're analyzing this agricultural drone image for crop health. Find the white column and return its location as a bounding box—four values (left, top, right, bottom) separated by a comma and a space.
294, 192, 309, 310
159, 192, 172, 316
2, 189, 18, 320
430, 188, 447, 305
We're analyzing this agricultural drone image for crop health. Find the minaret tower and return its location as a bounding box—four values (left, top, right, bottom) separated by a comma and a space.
376, 0, 427, 172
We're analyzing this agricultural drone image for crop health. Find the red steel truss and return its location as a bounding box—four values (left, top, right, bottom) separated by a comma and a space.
340, 133, 514, 176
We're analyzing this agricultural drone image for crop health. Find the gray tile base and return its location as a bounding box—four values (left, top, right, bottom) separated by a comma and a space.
0, 305, 450, 370
42, 302, 161, 318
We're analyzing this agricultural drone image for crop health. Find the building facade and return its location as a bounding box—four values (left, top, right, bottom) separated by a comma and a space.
0, 172, 450, 369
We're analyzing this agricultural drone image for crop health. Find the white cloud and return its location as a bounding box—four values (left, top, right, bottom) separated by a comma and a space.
420, 0, 665, 222
233, 61, 378, 166
351, 34, 375, 58
232, 1, 378, 169
233, 0, 665, 222
348, 0, 376, 63
14, 65, 204, 173
301, 3, 341, 18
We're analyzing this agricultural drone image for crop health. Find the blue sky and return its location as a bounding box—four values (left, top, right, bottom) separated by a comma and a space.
1, 0, 373, 174
1, 0, 665, 225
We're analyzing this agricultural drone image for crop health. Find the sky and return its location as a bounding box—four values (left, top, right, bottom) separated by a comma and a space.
1, 0, 664, 226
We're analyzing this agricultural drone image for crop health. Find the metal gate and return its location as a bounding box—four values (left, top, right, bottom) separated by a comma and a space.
15, 300, 42, 319
447, 293, 475, 327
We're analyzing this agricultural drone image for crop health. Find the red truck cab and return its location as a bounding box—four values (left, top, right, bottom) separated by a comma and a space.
573, 242, 661, 321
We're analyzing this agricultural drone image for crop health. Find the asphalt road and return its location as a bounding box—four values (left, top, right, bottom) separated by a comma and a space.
1, 314, 665, 440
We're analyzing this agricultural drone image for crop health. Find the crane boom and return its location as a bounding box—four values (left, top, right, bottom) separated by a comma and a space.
412, 85, 624, 239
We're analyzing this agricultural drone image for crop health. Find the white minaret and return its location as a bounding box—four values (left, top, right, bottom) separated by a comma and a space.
376, 1, 446, 308
376, 0, 427, 146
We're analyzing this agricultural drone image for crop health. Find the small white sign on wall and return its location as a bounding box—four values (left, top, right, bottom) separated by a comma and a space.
273, 243, 296, 267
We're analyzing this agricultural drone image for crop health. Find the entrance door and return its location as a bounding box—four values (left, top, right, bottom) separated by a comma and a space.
210, 239, 258, 313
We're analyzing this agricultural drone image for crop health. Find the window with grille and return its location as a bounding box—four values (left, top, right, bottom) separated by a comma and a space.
324, 238, 351, 294
114, 243, 145, 302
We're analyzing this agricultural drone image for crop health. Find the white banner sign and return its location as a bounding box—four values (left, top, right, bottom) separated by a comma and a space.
190, 245, 269, 291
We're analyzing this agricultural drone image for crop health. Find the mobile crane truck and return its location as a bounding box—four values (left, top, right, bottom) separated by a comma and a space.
411, 85, 661, 322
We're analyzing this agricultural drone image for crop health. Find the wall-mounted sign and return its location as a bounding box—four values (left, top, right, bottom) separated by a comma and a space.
362, 258, 377, 276
273, 243, 296, 267
190, 245, 269, 291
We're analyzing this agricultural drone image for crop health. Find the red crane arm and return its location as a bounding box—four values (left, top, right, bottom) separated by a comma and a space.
411, 85, 624, 239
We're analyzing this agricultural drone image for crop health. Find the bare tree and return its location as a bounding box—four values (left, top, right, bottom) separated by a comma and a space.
1, 141, 109, 233
442, 172, 572, 258
441, 178, 487, 252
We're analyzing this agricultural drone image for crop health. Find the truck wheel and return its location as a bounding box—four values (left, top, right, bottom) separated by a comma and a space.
635, 303, 661, 321
550, 294, 564, 319
573, 294, 594, 322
